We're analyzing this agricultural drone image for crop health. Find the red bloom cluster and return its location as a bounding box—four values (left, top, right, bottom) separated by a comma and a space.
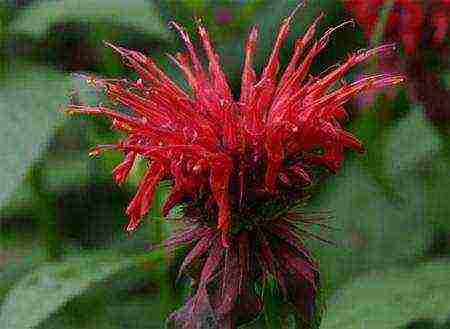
344, 0, 449, 54
69, 14, 402, 245
67, 7, 403, 328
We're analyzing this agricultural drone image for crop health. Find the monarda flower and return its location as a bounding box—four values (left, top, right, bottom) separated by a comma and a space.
66, 6, 403, 328
343, 0, 449, 54
344, 0, 449, 127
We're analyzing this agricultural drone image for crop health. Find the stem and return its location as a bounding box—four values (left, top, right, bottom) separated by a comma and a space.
369, 0, 395, 70
370, 0, 395, 47
28, 161, 63, 261
148, 186, 175, 319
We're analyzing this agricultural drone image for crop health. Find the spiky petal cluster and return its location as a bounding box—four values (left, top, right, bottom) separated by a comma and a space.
67, 8, 403, 328
344, 0, 449, 54
68, 11, 402, 244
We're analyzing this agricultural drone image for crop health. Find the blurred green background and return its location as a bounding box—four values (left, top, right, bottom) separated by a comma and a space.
0, 1, 449, 328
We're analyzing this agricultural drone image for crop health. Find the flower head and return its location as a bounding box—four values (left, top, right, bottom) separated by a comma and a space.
67, 6, 403, 328
344, 0, 449, 54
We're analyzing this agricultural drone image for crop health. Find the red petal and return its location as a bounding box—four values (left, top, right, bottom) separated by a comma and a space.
288, 164, 312, 184
265, 123, 299, 192
197, 21, 233, 101
339, 130, 365, 153
209, 155, 233, 237
276, 13, 323, 96
240, 26, 259, 107
125, 162, 165, 231
112, 152, 137, 185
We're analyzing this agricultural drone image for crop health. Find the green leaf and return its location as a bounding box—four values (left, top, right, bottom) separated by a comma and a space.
420, 153, 450, 235
321, 260, 450, 329
0, 249, 164, 329
306, 161, 431, 293
441, 71, 450, 90
9, 0, 169, 39
263, 280, 286, 329
383, 108, 450, 234
0, 64, 77, 208
41, 294, 169, 329
383, 108, 441, 178
41, 152, 91, 192
0, 250, 48, 304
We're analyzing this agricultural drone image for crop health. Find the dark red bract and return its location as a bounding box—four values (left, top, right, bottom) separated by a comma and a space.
164, 212, 326, 328
67, 7, 403, 328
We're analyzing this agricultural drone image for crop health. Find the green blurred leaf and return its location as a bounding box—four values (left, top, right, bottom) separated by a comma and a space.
0, 250, 47, 304
36, 249, 171, 329
9, 0, 168, 39
0, 181, 36, 218
321, 260, 450, 329
348, 90, 410, 203
0, 249, 163, 329
398, 318, 447, 329
306, 103, 440, 295
263, 280, 286, 329
42, 152, 91, 191
306, 161, 431, 293
382, 108, 450, 235
383, 108, 441, 178
0, 64, 76, 208
41, 294, 168, 329
420, 153, 450, 235
441, 71, 450, 90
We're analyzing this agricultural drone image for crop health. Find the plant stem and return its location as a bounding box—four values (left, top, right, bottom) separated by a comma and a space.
28, 161, 63, 261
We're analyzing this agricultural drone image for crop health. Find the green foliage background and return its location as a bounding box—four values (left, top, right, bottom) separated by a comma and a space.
0, 1, 449, 328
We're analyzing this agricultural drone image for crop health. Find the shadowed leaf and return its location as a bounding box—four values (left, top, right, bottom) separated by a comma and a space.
321, 261, 450, 329
0, 249, 163, 329
306, 161, 432, 292
0, 64, 80, 208
9, 0, 169, 39
383, 108, 441, 178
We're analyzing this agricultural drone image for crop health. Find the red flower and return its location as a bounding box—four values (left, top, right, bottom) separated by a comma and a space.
344, 0, 449, 54
68, 15, 402, 244
67, 6, 403, 328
